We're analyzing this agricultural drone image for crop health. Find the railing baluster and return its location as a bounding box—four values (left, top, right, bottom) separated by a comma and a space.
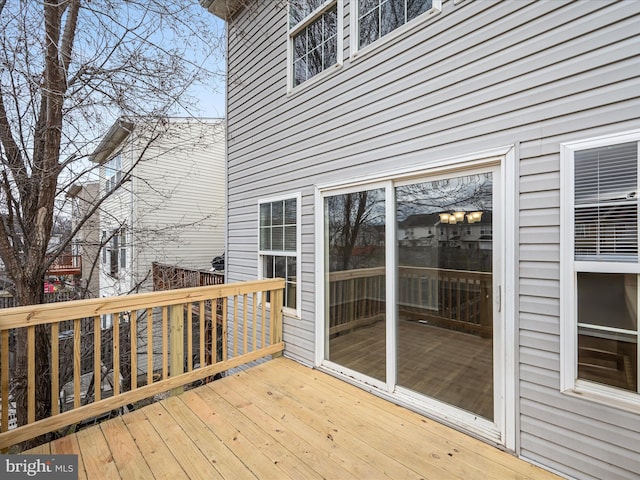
1, 330, 9, 432
147, 308, 153, 386
131, 311, 137, 390
94, 316, 101, 402
73, 319, 81, 409
233, 295, 238, 357
199, 300, 205, 367
252, 292, 257, 352
162, 306, 168, 380
222, 297, 228, 362
212, 301, 218, 364
169, 304, 184, 395
51, 322, 59, 416
271, 288, 283, 358
243, 294, 248, 355
187, 303, 193, 372
113, 314, 120, 396
260, 293, 266, 349
27, 326, 35, 424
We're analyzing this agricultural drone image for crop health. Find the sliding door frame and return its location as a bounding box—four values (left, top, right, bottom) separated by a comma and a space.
314, 146, 517, 449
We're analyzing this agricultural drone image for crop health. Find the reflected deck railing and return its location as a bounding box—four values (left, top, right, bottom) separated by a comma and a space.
0, 279, 284, 450
329, 266, 492, 337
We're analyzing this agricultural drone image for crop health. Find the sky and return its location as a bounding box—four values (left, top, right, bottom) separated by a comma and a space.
182, 13, 226, 119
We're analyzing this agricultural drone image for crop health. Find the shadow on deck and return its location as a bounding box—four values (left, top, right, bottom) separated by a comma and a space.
27, 358, 560, 480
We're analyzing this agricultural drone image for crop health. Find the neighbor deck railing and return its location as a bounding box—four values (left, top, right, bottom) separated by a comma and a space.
328, 266, 492, 337
0, 279, 284, 449
45, 254, 82, 275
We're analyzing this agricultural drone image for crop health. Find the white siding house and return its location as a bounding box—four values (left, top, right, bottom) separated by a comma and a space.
204, 1, 640, 479
93, 117, 225, 299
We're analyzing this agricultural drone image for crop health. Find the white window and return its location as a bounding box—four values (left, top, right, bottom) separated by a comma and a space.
104, 154, 122, 193
289, 0, 342, 89
106, 228, 127, 277
561, 130, 640, 407
354, 0, 441, 52
101, 230, 107, 264
259, 195, 301, 312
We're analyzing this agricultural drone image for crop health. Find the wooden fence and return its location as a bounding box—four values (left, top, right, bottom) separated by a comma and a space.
152, 262, 224, 290
0, 279, 284, 450
0, 292, 79, 310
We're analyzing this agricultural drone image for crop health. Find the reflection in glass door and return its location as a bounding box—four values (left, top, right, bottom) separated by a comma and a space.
396, 173, 494, 420
324, 188, 386, 382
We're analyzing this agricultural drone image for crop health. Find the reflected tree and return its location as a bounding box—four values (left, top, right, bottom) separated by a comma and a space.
326, 189, 385, 271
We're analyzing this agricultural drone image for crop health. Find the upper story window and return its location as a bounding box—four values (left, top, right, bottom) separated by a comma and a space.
561, 130, 640, 408
355, 0, 440, 51
289, 1, 341, 89
104, 154, 122, 193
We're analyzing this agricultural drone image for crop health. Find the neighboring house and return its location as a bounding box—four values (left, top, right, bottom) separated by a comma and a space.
204, 1, 639, 479
67, 182, 101, 298
92, 117, 226, 303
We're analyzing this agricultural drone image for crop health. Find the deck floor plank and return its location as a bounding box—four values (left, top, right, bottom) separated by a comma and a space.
141, 401, 224, 480
160, 394, 258, 480
179, 386, 292, 479
273, 358, 560, 479
193, 383, 327, 479
209, 375, 366, 479
120, 408, 189, 480
100, 416, 155, 479
29, 357, 562, 480
254, 360, 477, 479
75, 423, 121, 479
49, 433, 87, 480
229, 366, 440, 480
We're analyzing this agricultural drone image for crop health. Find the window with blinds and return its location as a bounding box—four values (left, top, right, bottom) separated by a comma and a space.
259, 197, 299, 311
574, 142, 638, 261
565, 136, 640, 397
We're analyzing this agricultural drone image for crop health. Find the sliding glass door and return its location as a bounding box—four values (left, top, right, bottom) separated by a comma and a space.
396, 173, 494, 420
320, 161, 505, 443
324, 187, 387, 382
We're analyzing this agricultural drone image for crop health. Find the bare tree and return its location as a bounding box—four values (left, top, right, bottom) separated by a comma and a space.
0, 0, 223, 436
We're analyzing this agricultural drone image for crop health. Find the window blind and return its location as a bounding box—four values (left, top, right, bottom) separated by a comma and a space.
574, 142, 638, 261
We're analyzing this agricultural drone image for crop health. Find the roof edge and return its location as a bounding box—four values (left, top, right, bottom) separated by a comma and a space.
200, 0, 243, 21
89, 119, 134, 164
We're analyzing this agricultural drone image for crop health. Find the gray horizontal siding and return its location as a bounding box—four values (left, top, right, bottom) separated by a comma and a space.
225, 0, 640, 478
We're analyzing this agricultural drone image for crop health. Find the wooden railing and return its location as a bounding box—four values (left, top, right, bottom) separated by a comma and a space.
46, 254, 82, 275
0, 279, 284, 449
152, 262, 224, 290
328, 266, 492, 337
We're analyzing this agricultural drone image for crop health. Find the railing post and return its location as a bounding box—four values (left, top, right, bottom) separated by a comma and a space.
270, 288, 283, 358
169, 304, 184, 395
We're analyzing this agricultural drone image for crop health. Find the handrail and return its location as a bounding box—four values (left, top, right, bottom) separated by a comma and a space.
0, 278, 284, 450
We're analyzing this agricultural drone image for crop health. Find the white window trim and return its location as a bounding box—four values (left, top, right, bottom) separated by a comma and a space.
560, 129, 640, 413
349, 0, 442, 61
258, 192, 302, 318
287, 0, 344, 95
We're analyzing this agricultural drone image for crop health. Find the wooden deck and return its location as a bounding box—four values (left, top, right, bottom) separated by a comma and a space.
26, 357, 560, 480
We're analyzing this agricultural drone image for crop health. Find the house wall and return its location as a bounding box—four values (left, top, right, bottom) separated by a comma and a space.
98, 119, 225, 296
71, 182, 101, 298
132, 119, 226, 291
99, 157, 134, 298
224, 1, 640, 478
